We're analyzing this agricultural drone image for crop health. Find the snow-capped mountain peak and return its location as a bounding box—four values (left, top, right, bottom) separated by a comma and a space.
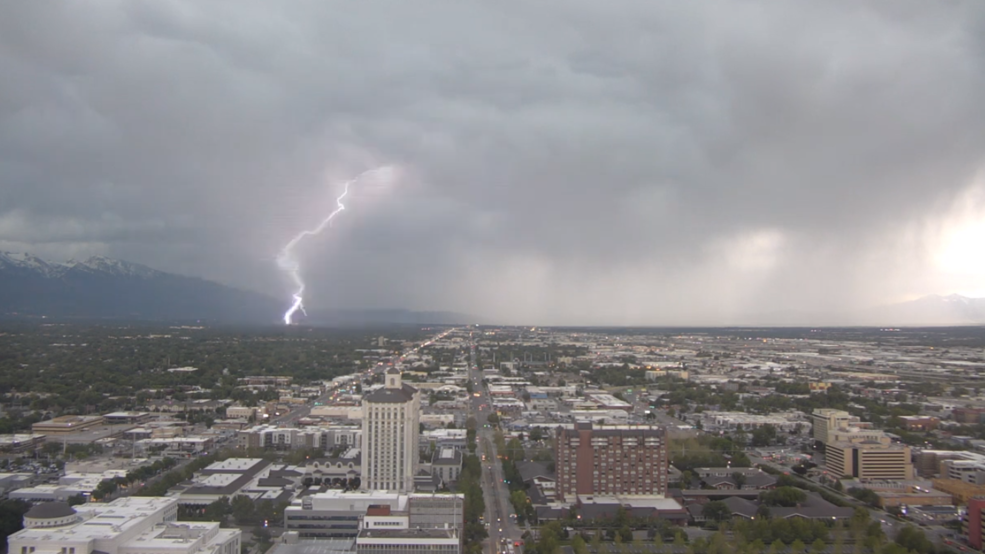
942, 293, 970, 304
71, 255, 161, 278
0, 252, 161, 279
0, 252, 68, 277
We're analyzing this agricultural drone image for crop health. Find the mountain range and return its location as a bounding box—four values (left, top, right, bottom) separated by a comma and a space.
867, 293, 985, 326
2, 251, 984, 327
0, 252, 470, 326
740, 294, 985, 327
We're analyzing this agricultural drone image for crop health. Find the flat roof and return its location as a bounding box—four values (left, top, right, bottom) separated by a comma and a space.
12, 497, 177, 542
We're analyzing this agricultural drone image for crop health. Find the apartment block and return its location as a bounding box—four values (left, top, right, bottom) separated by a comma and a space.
554, 423, 667, 502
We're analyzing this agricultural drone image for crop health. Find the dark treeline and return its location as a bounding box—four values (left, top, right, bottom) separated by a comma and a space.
0, 322, 429, 432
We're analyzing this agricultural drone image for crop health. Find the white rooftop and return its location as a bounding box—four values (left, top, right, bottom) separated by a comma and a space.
205, 458, 266, 472
577, 494, 683, 510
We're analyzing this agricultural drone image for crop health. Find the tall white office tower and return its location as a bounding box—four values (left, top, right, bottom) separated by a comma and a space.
361, 367, 421, 492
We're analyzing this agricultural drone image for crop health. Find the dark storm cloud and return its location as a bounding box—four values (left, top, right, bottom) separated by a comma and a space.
2, 0, 985, 324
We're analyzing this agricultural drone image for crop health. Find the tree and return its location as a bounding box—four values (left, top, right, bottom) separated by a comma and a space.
592, 530, 603, 550
790, 539, 806, 553
0, 499, 31, 543
231, 495, 255, 525
895, 525, 935, 554
759, 487, 807, 507
750, 424, 779, 447
203, 497, 231, 522
755, 504, 771, 520
539, 522, 562, 554
680, 470, 695, 489
811, 538, 827, 554
732, 472, 747, 489
702, 501, 732, 523
530, 427, 544, 441
571, 534, 588, 554
847, 487, 880, 507
505, 438, 525, 461
487, 413, 500, 425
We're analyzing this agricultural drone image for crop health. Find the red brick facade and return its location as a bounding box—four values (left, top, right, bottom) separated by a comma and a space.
555, 423, 668, 502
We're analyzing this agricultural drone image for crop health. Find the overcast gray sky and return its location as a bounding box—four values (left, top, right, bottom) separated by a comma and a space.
2, 1, 985, 325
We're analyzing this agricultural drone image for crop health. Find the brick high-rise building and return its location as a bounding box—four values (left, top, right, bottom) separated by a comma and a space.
965, 496, 985, 550
554, 423, 667, 502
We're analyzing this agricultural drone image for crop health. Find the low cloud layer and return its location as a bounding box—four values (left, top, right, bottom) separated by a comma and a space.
2, 1, 985, 324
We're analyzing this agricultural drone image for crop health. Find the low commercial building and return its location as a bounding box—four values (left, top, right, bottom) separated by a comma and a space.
8, 484, 91, 503
875, 489, 953, 509
421, 429, 468, 450
226, 406, 257, 419
102, 411, 153, 425
704, 411, 805, 432
310, 406, 363, 420
942, 459, 985, 485
431, 449, 463, 485
899, 416, 939, 432
284, 491, 463, 540
575, 495, 688, 526
694, 467, 777, 490
420, 414, 455, 427
172, 458, 275, 506
10, 470, 131, 502
953, 407, 985, 425
239, 376, 293, 386
0, 434, 46, 454
301, 449, 362, 486
238, 424, 361, 451
32, 415, 104, 435
7, 497, 240, 554
585, 394, 633, 413
916, 450, 985, 479
138, 436, 214, 455
356, 527, 459, 554
213, 419, 251, 431
645, 369, 689, 381
933, 478, 985, 505
0, 473, 33, 496
685, 491, 853, 523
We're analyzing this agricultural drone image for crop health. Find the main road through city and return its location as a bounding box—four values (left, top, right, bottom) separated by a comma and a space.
467, 331, 525, 554
271, 328, 458, 427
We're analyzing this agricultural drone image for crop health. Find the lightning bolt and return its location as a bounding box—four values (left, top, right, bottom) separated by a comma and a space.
277, 167, 392, 325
